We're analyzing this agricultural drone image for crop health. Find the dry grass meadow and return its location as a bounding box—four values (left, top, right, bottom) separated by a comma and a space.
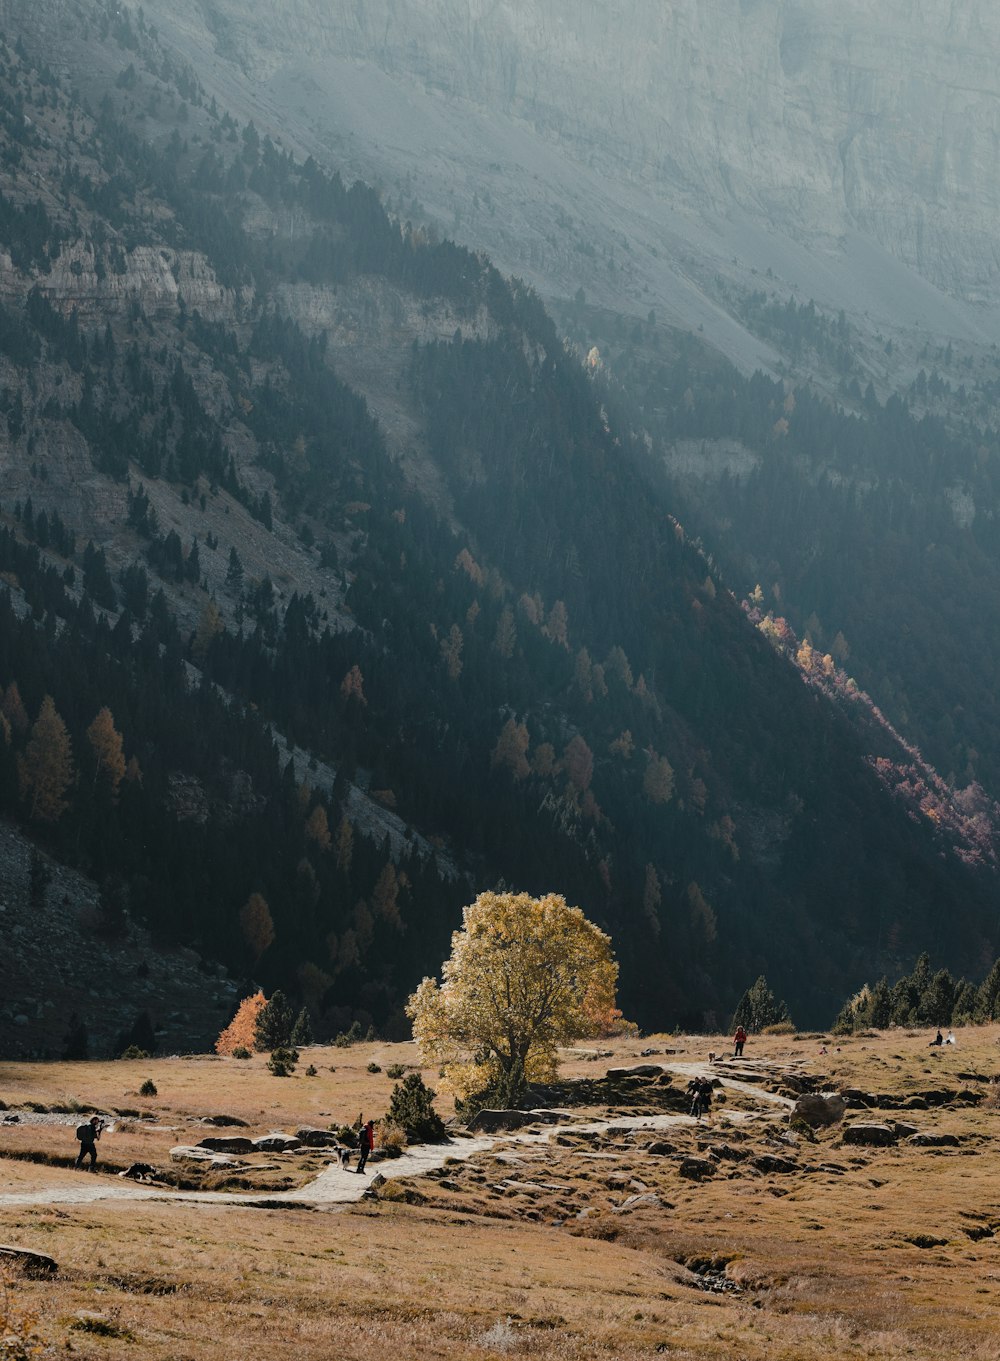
2, 1027, 1000, 1359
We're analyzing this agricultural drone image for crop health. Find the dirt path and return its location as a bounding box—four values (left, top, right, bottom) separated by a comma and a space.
0, 1061, 795, 1210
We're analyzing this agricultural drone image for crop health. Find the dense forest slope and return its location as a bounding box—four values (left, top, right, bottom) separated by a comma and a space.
0, 0, 996, 1054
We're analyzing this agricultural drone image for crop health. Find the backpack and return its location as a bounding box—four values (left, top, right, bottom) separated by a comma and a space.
76, 1123, 92, 1142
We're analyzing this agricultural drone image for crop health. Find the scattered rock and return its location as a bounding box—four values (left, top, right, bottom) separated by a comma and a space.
169, 1146, 237, 1167
195, 1136, 255, 1153
678, 1156, 716, 1180
842, 1123, 896, 1147
251, 1133, 301, 1152
615, 1193, 663, 1213
905, 1233, 949, 1249
606, 1065, 663, 1079
752, 1154, 798, 1174
0, 1245, 57, 1275
466, 1109, 538, 1134
645, 1140, 676, 1156
792, 1092, 846, 1128
907, 1132, 961, 1147
200, 1114, 249, 1128
296, 1127, 341, 1147
891, 1121, 920, 1139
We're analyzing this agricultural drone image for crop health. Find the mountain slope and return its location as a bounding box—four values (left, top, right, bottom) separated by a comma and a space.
0, 1, 996, 1052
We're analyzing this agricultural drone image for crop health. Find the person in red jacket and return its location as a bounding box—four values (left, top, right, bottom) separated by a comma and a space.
356, 1119, 375, 1174
733, 1025, 747, 1058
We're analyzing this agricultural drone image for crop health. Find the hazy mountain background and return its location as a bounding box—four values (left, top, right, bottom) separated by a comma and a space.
2, 0, 1000, 1055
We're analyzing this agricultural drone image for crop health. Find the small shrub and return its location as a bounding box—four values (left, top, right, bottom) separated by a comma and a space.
139, 1079, 157, 1097
378, 1120, 407, 1156
335, 1124, 357, 1147
762, 1020, 797, 1036
367, 1061, 382, 1074
386, 1063, 405, 1079
267, 1046, 299, 1077
387, 1073, 447, 1143
305, 1064, 317, 1077
231, 1046, 251, 1060
120, 1045, 150, 1060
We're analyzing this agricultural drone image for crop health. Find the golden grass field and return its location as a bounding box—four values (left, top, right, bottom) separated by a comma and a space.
2, 1027, 1000, 1359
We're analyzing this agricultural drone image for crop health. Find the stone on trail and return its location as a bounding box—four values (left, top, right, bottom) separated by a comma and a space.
466, 1109, 539, 1134
0, 1244, 57, 1275
842, 1123, 896, 1147
606, 1065, 663, 1079
195, 1136, 255, 1153
296, 1127, 341, 1147
170, 1146, 238, 1167
791, 1092, 846, 1128
252, 1133, 301, 1152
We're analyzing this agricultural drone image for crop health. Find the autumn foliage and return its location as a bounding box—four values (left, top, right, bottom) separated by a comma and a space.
407, 890, 621, 1105
216, 990, 267, 1055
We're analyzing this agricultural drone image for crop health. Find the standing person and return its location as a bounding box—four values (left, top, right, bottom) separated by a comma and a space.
75, 1115, 102, 1170
356, 1118, 375, 1174
733, 1025, 747, 1058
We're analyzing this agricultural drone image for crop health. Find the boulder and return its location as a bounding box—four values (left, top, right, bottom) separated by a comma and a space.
792, 1092, 846, 1129
678, 1156, 716, 1180
0, 1245, 57, 1276
200, 1114, 249, 1127
466, 1109, 537, 1134
842, 1123, 896, 1147
606, 1065, 663, 1079
907, 1132, 961, 1147
615, 1193, 663, 1213
169, 1146, 238, 1167
296, 1127, 341, 1147
752, 1154, 798, 1174
195, 1136, 255, 1153
252, 1133, 301, 1152
891, 1121, 920, 1139
645, 1140, 676, 1156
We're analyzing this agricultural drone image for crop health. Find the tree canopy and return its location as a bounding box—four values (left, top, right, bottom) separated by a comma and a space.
407, 890, 620, 1107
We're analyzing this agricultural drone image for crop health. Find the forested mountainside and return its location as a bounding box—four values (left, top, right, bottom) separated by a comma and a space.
0, 1, 996, 1052
564, 299, 1000, 811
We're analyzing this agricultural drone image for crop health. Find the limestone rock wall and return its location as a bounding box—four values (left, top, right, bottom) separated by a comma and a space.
177, 0, 1000, 302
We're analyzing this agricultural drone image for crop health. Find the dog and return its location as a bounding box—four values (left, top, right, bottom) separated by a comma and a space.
334, 1145, 353, 1169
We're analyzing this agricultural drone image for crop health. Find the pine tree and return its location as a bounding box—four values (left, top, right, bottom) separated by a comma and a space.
305, 804, 332, 850
254, 989, 294, 1051
290, 1007, 313, 1046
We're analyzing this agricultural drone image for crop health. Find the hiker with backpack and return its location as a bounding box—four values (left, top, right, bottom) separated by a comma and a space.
75, 1115, 103, 1170
356, 1118, 375, 1174
733, 1024, 747, 1057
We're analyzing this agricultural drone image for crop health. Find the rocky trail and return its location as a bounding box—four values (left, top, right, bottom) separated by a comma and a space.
0, 1060, 796, 1211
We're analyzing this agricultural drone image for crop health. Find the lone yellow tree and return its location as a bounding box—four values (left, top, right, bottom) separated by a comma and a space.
407, 890, 620, 1108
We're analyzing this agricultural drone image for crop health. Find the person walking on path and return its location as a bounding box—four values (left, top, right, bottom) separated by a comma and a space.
356, 1119, 375, 1174
733, 1025, 747, 1058
75, 1115, 102, 1170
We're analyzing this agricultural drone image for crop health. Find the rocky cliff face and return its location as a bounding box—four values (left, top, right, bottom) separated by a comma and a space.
156, 0, 1000, 310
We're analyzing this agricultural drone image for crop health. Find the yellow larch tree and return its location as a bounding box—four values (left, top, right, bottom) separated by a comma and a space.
18, 695, 74, 822
407, 890, 620, 1106
86, 707, 126, 797
216, 989, 267, 1054
305, 804, 332, 851
491, 717, 530, 780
